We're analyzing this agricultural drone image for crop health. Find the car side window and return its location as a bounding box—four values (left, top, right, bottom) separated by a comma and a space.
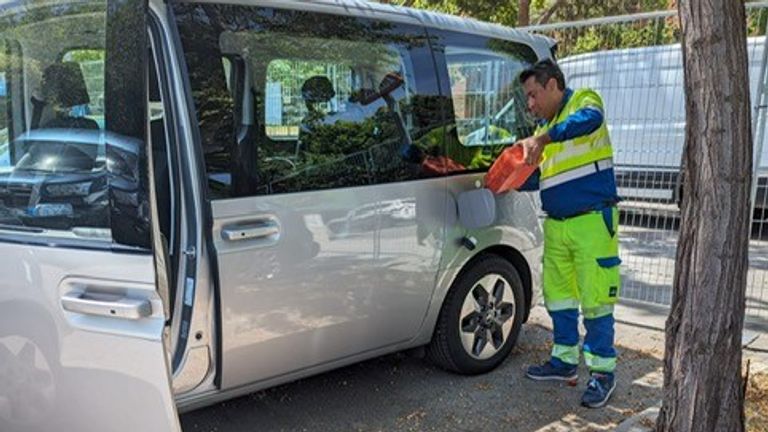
0, 22, 112, 240
172, 3, 443, 198
0, 7, 149, 248
61, 49, 105, 129
438, 37, 537, 172
0, 70, 9, 168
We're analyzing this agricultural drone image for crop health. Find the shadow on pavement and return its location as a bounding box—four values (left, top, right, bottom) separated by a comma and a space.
180, 322, 662, 432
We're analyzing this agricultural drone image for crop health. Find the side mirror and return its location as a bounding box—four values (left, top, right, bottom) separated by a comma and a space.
457, 188, 496, 229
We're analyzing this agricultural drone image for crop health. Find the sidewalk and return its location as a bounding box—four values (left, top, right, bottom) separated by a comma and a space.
526, 300, 768, 432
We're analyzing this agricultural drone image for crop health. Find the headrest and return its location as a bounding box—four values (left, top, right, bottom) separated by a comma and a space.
42, 62, 91, 108
301, 76, 335, 104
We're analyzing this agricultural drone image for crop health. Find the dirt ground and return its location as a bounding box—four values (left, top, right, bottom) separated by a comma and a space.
748, 373, 768, 432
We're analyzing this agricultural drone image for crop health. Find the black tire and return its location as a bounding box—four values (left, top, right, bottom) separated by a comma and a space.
427, 254, 526, 374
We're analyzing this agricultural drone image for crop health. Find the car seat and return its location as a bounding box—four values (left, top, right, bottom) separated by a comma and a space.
32, 62, 99, 130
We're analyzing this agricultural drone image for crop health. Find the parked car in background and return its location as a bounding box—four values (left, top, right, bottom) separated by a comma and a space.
558, 38, 768, 218
0, 129, 143, 233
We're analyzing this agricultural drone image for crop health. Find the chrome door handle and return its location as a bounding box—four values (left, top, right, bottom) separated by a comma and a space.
61, 292, 152, 320
222, 220, 280, 242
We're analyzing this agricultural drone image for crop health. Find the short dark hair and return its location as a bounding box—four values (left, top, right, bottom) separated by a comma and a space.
519, 59, 565, 91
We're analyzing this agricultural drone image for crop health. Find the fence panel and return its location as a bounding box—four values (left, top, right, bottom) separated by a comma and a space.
523, 3, 768, 326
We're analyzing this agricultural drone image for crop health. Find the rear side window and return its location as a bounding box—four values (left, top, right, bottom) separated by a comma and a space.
447, 47, 531, 146
438, 36, 537, 171
0, 70, 9, 168
62, 49, 105, 129
173, 4, 444, 199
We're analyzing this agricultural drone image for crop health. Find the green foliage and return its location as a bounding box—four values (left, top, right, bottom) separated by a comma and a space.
401, 1, 765, 57
402, 0, 681, 56
64, 49, 104, 63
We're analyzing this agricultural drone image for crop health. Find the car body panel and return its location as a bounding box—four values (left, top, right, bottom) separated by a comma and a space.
0, 244, 179, 432
212, 178, 446, 390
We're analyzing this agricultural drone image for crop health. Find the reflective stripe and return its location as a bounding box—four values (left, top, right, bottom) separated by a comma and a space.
540, 130, 612, 179
552, 343, 580, 366
546, 298, 581, 311
541, 158, 613, 190
544, 134, 610, 168
583, 105, 603, 115
582, 304, 615, 319
537, 87, 614, 181
584, 350, 617, 373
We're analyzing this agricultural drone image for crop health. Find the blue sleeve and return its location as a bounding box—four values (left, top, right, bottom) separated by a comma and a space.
546, 107, 603, 142
517, 168, 540, 191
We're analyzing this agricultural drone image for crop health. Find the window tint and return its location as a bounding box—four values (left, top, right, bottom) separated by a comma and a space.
62, 49, 105, 129
439, 38, 537, 172
173, 4, 443, 199
0, 2, 148, 246
0, 71, 8, 168
0, 9, 110, 238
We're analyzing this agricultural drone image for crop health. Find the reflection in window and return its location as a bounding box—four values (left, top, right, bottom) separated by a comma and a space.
174, 4, 439, 198
62, 49, 105, 129
445, 46, 535, 170
0, 4, 115, 238
0, 71, 8, 168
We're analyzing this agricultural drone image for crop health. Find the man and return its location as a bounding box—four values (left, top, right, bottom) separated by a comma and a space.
515, 59, 621, 408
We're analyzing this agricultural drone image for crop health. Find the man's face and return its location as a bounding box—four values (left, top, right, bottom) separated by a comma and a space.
523, 76, 561, 121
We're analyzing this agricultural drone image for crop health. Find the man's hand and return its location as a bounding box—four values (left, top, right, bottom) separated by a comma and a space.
516, 133, 551, 166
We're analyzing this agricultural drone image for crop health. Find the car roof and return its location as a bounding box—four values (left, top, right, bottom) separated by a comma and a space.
177, 0, 555, 60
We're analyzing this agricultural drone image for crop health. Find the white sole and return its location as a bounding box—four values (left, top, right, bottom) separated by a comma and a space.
582, 383, 616, 408
525, 372, 578, 381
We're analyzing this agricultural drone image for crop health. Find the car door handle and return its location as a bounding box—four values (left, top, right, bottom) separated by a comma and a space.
61, 291, 153, 320
222, 220, 280, 242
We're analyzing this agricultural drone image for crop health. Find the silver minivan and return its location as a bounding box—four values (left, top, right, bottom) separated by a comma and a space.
0, 1, 550, 430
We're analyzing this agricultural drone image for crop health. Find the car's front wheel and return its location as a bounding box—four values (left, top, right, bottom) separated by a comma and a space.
427, 254, 525, 374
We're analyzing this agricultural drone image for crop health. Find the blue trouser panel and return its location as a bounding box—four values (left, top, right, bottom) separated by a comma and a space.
583, 314, 617, 373
549, 310, 617, 373
549, 308, 579, 368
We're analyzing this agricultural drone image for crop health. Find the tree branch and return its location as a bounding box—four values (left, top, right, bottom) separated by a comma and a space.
536, 0, 566, 25
378, 0, 416, 6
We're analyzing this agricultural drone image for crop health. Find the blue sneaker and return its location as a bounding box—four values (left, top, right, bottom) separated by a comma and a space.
525, 361, 578, 381
581, 373, 616, 408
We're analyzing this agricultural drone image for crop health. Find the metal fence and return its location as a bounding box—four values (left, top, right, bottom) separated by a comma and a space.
522, 3, 768, 327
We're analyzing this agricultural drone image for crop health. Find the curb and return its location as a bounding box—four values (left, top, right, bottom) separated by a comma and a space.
614, 404, 660, 432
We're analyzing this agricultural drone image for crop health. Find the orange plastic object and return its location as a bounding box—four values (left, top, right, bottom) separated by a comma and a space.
485, 145, 538, 194
421, 155, 466, 176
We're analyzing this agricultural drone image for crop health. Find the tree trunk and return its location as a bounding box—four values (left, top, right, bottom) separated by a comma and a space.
656, 1, 752, 431
518, 0, 530, 27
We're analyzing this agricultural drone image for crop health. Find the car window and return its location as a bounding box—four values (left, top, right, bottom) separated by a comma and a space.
443, 44, 536, 171
173, 3, 442, 198
0, 71, 9, 168
0, 8, 136, 241
62, 49, 105, 129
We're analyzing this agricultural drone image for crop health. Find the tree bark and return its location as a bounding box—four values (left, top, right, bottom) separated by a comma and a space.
656, 1, 752, 431
518, 0, 530, 27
